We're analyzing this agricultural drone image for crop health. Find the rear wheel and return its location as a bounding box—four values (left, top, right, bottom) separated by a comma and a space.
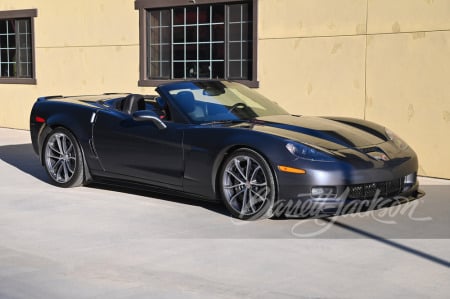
43, 128, 84, 187
219, 149, 276, 220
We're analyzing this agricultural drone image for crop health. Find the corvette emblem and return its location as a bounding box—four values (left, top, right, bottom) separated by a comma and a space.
368, 152, 390, 161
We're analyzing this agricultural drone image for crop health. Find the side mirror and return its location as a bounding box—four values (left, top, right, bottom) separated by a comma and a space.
198, 81, 226, 96
132, 110, 167, 130
202, 86, 224, 96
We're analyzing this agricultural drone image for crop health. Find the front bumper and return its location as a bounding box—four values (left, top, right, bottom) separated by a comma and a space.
272, 142, 425, 217
275, 177, 425, 218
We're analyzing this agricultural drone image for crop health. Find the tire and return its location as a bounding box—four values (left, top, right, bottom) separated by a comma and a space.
43, 127, 84, 188
219, 149, 276, 220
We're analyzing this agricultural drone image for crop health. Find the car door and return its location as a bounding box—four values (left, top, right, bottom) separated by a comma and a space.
92, 109, 184, 187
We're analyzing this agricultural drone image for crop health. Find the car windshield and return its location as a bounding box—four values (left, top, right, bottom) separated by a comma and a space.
159, 81, 289, 123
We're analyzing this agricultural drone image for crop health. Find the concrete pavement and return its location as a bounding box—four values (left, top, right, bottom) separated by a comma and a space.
0, 127, 449, 298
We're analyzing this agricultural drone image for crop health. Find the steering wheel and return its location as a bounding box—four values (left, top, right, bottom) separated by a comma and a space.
228, 102, 249, 113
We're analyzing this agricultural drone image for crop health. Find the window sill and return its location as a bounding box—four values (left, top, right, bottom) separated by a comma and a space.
0, 78, 37, 85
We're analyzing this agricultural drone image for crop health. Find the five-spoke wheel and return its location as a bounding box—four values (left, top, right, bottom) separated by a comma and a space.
220, 149, 276, 220
43, 128, 84, 187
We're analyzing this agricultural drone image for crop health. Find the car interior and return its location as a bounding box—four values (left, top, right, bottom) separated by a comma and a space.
108, 94, 169, 120
104, 91, 258, 124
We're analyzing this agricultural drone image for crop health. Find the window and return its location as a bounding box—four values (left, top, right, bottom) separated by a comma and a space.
0, 9, 37, 84
135, 0, 258, 87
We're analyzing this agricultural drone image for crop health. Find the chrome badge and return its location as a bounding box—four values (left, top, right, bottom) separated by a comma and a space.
368, 151, 390, 161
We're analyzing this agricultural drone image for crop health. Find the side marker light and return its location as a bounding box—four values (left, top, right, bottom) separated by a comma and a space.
35, 116, 45, 123
278, 165, 306, 174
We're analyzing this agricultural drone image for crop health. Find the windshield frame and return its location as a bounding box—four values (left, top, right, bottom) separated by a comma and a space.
157, 80, 289, 124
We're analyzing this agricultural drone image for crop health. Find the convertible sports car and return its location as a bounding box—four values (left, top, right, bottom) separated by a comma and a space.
30, 80, 424, 219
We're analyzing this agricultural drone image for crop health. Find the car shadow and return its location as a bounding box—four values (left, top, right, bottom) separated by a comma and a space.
0, 143, 230, 217
1, 143, 449, 268
87, 182, 230, 217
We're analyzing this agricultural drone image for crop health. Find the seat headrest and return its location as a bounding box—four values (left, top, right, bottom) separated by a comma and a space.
122, 94, 145, 114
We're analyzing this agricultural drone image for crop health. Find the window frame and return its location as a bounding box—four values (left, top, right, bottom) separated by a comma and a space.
0, 9, 37, 85
135, 0, 258, 88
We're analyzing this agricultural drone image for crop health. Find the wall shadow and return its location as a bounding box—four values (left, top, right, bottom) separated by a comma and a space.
323, 218, 450, 268
0, 143, 49, 182
3, 143, 449, 270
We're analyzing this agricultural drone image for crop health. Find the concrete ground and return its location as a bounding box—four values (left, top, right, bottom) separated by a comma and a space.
0, 127, 449, 299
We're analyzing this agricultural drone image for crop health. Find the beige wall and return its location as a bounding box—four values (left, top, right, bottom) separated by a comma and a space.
0, 0, 149, 129
1, 0, 449, 178
258, 0, 450, 178
366, 0, 450, 178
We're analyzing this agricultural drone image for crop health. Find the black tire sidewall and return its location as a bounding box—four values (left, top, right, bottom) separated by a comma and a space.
219, 149, 276, 220
43, 127, 84, 188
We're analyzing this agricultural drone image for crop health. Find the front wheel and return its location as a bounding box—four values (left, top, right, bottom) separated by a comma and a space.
219, 149, 276, 220
43, 127, 84, 187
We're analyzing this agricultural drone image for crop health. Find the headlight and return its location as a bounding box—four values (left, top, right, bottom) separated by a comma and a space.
286, 142, 336, 162
385, 128, 409, 150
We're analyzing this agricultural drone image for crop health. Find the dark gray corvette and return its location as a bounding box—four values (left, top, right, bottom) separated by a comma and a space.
30, 80, 424, 219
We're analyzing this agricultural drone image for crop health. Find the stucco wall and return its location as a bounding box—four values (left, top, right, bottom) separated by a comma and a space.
366, 0, 450, 179
258, 0, 450, 178
0, 0, 147, 130
1, 0, 449, 178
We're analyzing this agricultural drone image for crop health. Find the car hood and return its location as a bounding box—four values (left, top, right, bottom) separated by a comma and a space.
235, 115, 388, 150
